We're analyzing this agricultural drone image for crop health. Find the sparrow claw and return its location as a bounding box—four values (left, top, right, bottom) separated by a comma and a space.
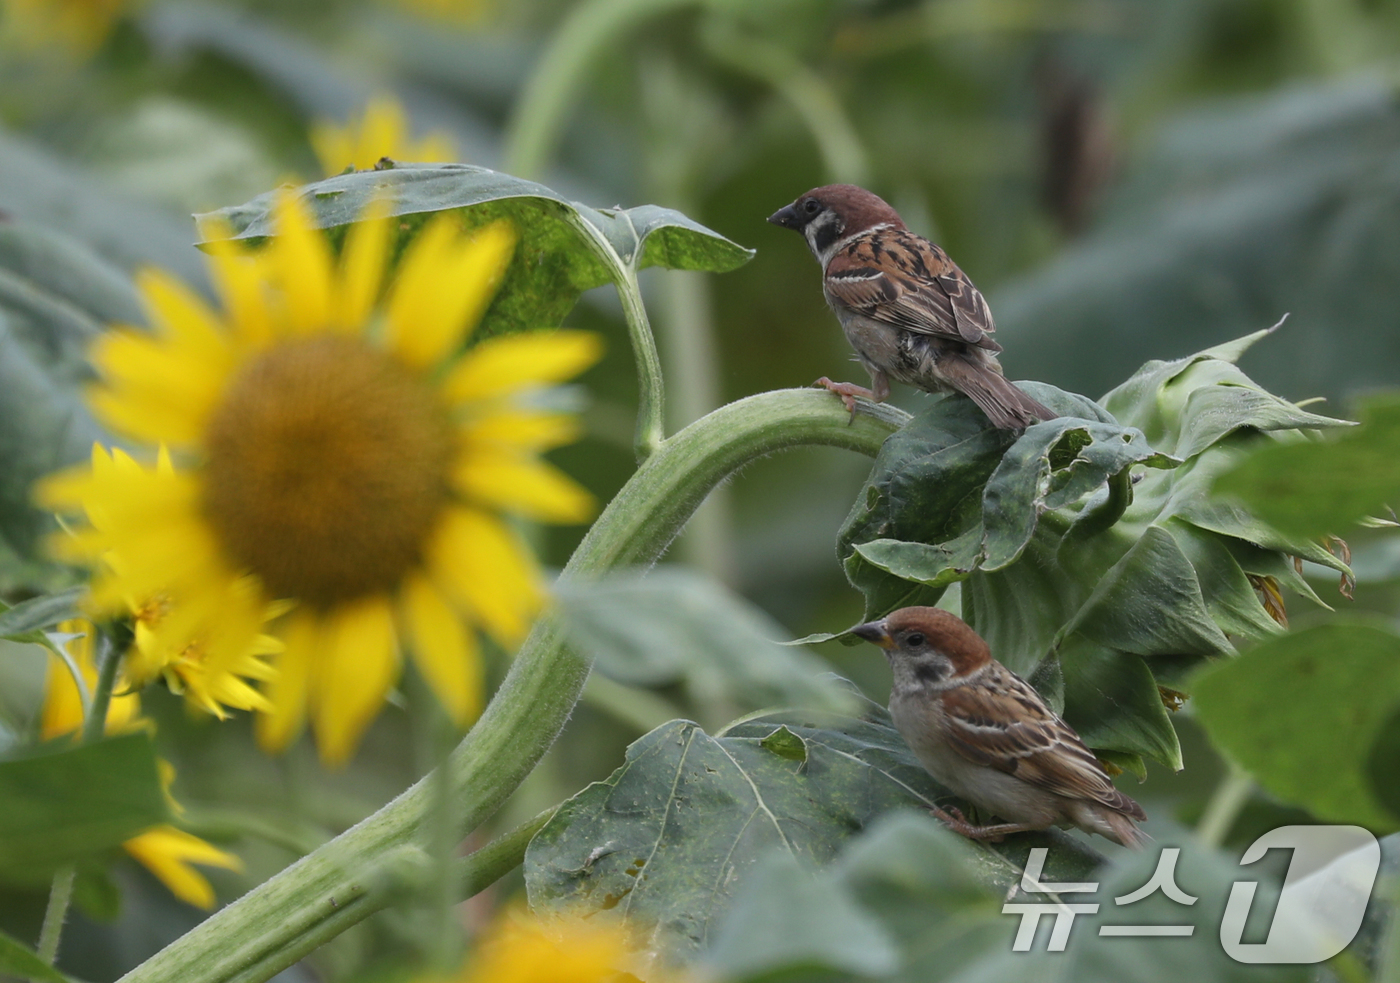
930, 804, 1035, 843
814, 377, 874, 423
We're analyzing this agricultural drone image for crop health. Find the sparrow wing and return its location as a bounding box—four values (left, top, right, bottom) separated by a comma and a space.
825, 231, 1001, 351
940, 667, 1146, 819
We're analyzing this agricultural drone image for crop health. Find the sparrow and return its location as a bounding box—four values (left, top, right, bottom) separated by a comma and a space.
768, 185, 1055, 430
853, 606, 1148, 848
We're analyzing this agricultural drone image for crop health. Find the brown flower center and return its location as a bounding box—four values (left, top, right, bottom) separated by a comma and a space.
202, 336, 454, 608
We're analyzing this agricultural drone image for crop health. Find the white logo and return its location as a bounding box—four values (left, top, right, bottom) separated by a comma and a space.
1001, 825, 1381, 962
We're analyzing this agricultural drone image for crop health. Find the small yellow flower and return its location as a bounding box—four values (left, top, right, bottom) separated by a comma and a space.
39, 192, 599, 765
45, 447, 280, 719
454, 910, 640, 983
2, 0, 130, 53
41, 631, 242, 909
311, 96, 456, 176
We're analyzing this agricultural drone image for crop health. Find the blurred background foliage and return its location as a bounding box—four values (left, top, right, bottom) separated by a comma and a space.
3, 0, 1400, 979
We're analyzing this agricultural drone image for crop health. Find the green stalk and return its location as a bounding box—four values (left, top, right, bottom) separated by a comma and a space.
37, 630, 121, 966
1195, 761, 1254, 848
503, 0, 703, 179
117, 389, 907, 983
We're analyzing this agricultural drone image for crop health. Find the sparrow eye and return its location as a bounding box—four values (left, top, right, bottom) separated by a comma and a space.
905, 632, 926, 648
803, 199, 820, 215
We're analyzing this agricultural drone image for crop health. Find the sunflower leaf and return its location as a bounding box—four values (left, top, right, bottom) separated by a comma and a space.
0, 732, 170, 886
199, 165, 754, 342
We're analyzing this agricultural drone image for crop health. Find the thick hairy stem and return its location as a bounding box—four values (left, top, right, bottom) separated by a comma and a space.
117, 389, 908, 983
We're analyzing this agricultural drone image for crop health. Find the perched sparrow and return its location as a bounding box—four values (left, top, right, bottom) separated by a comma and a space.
768, 185, 1055, 430
854, 606, 1148, 848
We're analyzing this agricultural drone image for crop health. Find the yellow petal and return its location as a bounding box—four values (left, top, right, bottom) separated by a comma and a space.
123, 826, 242, 910
441, 330, 601, 404
199, 222, 274, 349
460, 410, 581, 451
427, 508, 542, 648
402, 570, 481, 725
256, 609, 319, 753
268, 192, 333, 335
311, 595, 398, 767
386, 219, 515, 369
453, 449, 595, 524
136, 268, 228, 359
332, 198, 393, 331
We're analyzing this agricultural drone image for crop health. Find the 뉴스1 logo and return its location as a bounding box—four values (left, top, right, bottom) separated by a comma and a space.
1002, 825, 1382, 963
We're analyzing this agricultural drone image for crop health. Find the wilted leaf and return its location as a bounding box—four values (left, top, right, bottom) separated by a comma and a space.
0, 732, 170, 885
554, 568, 856, 726
199, 165, 753, 342
1193, 622, 1400, 830
525, 689, 1104, 966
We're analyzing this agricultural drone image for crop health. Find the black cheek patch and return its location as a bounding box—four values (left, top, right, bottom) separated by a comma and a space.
914, 661, 947, 684
811, 215, 844, 253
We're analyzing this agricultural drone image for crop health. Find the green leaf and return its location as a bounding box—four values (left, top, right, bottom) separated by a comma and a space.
199, 165, 754, 343
1059, 636, 1182, 772
1215, 395, 1400, 539
525, 692, 1104, 966
0, 732, 171, 885
0, 587, 84, 640
1367, 706, 1400, 823
1193, 622, 1400, 830
553, 568, 856, 727
705, 851, 901, 980
0, 928, 69, 983
1060, 525, 1234, 658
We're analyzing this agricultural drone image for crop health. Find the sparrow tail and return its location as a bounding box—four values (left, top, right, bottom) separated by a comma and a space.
940, 356, 1057, 430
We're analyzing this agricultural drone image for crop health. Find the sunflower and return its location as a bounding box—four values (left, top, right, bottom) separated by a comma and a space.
39, 192, 599, 765
311, 96, 457, 176
42, 625, 242, 909
42, 447, 279, 719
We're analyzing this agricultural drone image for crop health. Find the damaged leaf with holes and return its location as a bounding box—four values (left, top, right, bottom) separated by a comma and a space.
836, 328, 1353, 777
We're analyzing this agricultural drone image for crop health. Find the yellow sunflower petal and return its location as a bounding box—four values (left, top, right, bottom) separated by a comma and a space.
123, 826, 242, 910
311, 595, 399, 767
441, 330, 601, 404
402, 571, 481, 725
427, 508, 542, 648
386, 219, 515, 368
461, 410, 582, 451
332, 198, 393, 331
256, 609, 319, 753
268, 192, 333, 335
453, 449, 595, 524
198, 222, 274, 349
136, 269, 228, 358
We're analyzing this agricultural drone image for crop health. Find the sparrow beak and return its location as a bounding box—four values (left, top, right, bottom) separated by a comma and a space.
767, 203, 801, 229
850, 619, 893, 649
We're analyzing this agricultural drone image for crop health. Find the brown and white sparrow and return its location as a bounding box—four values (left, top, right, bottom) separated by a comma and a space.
854, 606, 1148, 848
768, 185, 1055, 430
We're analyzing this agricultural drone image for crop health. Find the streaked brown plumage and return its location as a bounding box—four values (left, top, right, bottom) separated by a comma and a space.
768, 185, 1055, 430
853, 606, 1148, 848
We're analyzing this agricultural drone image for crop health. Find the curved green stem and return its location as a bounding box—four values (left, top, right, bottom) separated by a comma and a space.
504, 0, 703, 179
1195, 761, 1254, 848
117, 389, 906, 983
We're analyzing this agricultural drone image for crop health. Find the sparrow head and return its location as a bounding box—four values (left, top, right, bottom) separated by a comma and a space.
768, 185, 905, 265
852, 607, 991, 691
